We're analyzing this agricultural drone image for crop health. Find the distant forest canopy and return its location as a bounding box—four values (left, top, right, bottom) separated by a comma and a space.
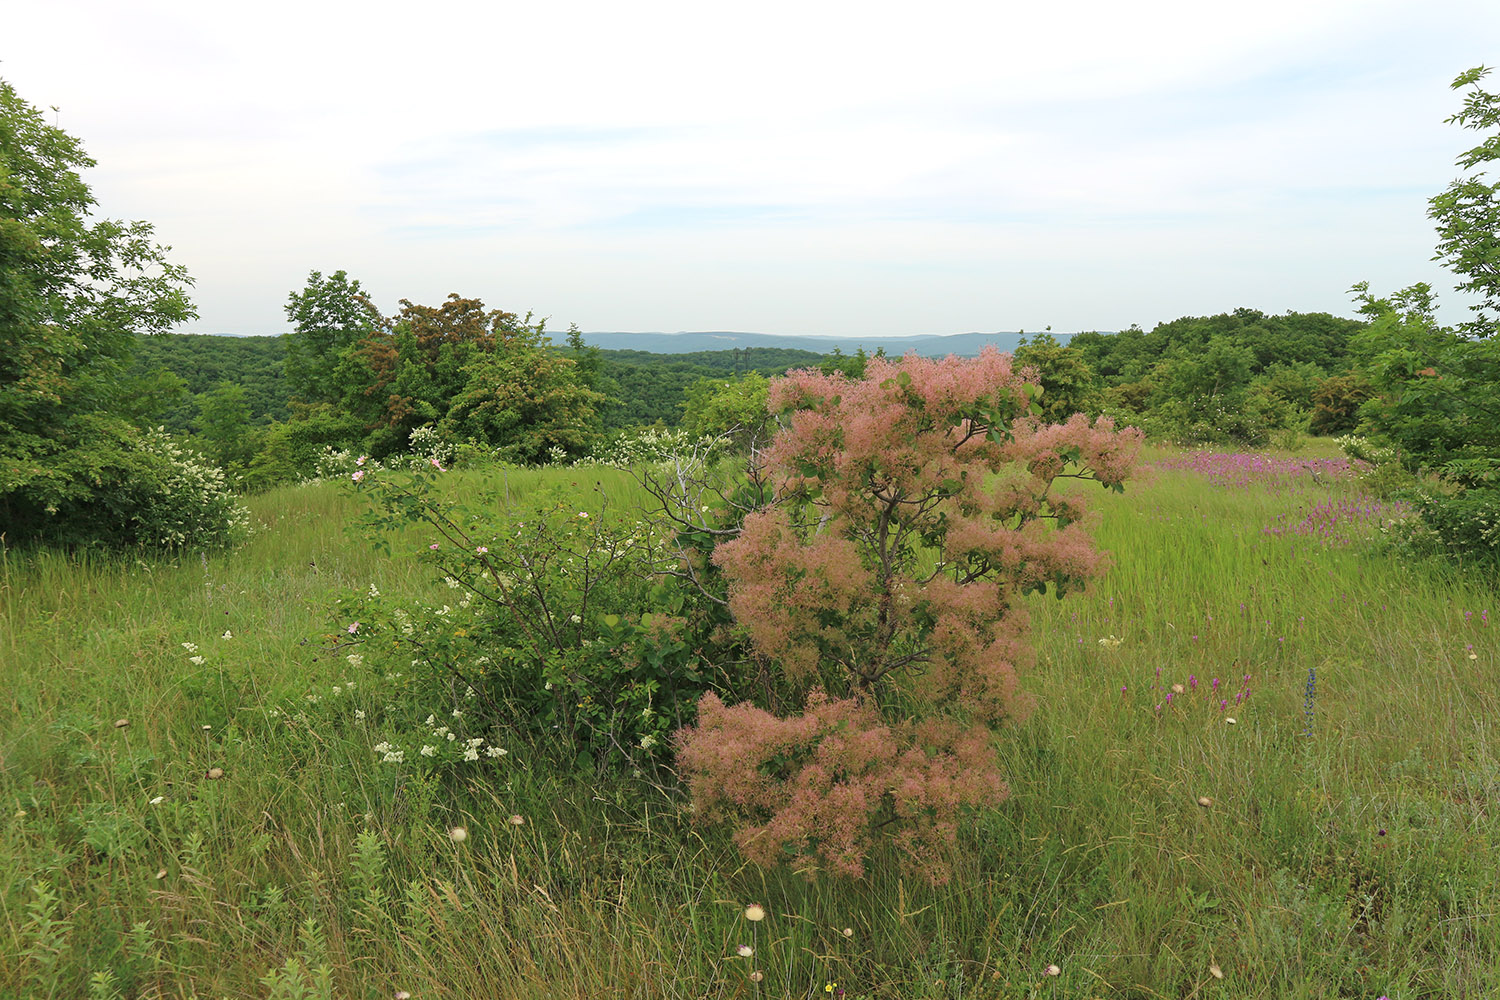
128, 304, 1371, 481
129, 335, 827, 435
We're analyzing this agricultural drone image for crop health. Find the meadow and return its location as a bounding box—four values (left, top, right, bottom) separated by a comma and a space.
1, 445, 1496, 1000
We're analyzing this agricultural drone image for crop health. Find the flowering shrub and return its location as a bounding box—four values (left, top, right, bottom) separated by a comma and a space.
676, 349, 1143, 882
577, 426, 730, 469
109, 428, 250, 549
342, 461, 712, 765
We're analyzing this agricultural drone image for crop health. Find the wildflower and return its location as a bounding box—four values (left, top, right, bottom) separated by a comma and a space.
570, 614, 582, 624
451, 708, 462, 718
425, 715, 436, 726
1171, 683, 1185, 694
485, 745, 507, 757
356, 455, 367, 467
368, 583, 380, 597
463, 746, 479, 761
577, 511, 589, 519
429, 543, 440, 551
1044, 964, 1061, 977
476, 546, 488, 554
420, 745, 436, 757
352, 470, 365, 483
347, 622, 360, 635
222, 630, 233, 639
639, 733, 658, 750
508, 814, 525, 826
744, 904, 766, 922
430, 457, 446, 472
189, 655, 205, 665
737, 944, 754, 957
1098, 635, 1123, 648
448, 826, 468, 843
181, 642, 198, 653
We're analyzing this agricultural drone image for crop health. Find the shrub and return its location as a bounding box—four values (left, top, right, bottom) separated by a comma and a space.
3, 422, 248, 550
675, 350, 1143, 883
342, 463, 716, 768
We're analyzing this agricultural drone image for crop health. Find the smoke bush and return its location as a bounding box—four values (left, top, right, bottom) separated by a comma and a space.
676, 349, 1142, 882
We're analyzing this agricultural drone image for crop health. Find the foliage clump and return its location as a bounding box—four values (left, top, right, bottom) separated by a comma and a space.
677, 349, 1142, 882
1, 78, 248, 549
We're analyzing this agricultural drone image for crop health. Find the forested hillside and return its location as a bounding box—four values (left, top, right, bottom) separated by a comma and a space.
129, 333, 290, 434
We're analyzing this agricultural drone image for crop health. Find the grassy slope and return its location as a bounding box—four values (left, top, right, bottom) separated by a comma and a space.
0, 451, 1496, 999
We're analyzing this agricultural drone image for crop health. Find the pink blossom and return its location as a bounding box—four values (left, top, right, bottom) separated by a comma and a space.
681, 349, 1140, 883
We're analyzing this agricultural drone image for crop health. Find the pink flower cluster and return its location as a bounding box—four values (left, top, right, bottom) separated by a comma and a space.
678, 691, 1004, 883
681, 349, 1143, 882
1154, 452, 1365, 490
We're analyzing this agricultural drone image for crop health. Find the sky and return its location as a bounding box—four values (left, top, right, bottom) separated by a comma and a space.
5, 0, 1498, 338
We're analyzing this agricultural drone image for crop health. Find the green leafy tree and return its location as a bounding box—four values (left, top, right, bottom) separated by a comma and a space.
1013, 333, 1101, 422
680, 372, 773, 450
342, 294, 543, 454
441, 348, 605, 464
1348, 68, 1500, 566
1429, 66, 1500, 336
284, 270, 386, 404
0, 79, 238, 547
194, 381, 256, 469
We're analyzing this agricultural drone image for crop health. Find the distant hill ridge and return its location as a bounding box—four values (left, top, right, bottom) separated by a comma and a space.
577, 330, 1078, 356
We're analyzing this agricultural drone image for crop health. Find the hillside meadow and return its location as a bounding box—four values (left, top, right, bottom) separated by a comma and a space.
1, 446, 1496, 1000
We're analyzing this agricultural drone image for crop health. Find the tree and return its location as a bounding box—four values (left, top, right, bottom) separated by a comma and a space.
680, 371, 773, 450
194, 381, 256, 469
1429, 66, 1500, 337
675, 350, 1142, 882
1013, 333, 1101, 422
441, 348, 605, 464
1346, 68, 1500, 567
284, 270, 386, 404
337, 293, 543, 454
0, 79, 234, 547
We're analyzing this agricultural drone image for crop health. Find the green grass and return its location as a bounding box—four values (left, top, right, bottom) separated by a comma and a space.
1, 450, 1496, 998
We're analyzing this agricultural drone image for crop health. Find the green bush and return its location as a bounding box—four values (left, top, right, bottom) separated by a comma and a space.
340, 464, 724, 769
3, 423, 248, 550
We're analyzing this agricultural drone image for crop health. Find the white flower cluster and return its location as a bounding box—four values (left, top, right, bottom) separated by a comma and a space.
131, 428, 251, 549
372, 713, 508, 766
574, 427, 727, 469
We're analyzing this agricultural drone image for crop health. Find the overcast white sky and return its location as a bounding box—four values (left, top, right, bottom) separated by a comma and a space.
5, 0, 1497, 337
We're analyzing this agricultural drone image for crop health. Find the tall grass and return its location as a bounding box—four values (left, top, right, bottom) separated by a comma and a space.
0, 450, 1495, 998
